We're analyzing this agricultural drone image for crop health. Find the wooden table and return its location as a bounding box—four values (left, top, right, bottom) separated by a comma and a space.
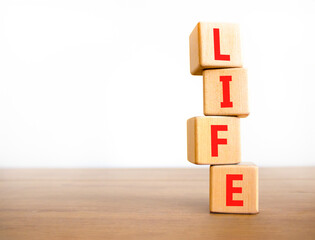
0, 168, 314, 240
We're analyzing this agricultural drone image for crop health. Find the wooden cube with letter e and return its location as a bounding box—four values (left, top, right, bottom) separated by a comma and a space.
187, 116, 240, 165
203, 68, 249, 117
189, 22, 242, 75
210, 163, 259, 214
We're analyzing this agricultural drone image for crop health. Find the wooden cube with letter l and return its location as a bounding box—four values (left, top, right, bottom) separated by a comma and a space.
187, 116, 240, 165
203, 68, 249, 117
189, 22, 242, 75
210, 163, 259, 214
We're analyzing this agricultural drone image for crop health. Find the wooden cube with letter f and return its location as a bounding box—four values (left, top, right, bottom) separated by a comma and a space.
210, 163, 259, 214
187, 116, 240, 165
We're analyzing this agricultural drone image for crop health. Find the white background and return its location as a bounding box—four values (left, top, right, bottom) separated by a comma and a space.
0, 0, 314, 168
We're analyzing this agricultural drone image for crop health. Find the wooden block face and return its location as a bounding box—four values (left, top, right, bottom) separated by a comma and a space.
189, 22, 242, 75
203, 68, 249, 117
187, 116, 240, 165
210, 163, 259, 214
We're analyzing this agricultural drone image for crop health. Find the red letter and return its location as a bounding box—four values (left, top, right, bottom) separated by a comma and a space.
211, 125, 228, 157
226, 174, 243, 206
213, 28, 230, 61
220, 76, 233, 108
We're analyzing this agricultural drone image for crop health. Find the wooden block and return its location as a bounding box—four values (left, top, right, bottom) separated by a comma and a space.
203, 68, 249, 117
189, 22, 242, 75
187, 116, 240, 165
210, 163, 259, 214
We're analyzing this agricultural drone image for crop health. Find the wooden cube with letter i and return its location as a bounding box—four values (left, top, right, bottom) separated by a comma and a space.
203, 68, 249, 117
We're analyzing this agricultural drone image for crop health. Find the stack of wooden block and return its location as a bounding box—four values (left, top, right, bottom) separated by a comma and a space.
187, 22, 259, 214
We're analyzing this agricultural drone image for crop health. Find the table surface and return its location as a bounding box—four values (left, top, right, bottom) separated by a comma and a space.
0, 167, 314, 240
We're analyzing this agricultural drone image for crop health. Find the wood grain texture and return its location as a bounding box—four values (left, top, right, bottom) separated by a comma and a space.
187, 116, 241, 165
210, 163, 258, 214
0, 168, 315, 240
189, 22, 242, 75
203, 68, 249, 117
